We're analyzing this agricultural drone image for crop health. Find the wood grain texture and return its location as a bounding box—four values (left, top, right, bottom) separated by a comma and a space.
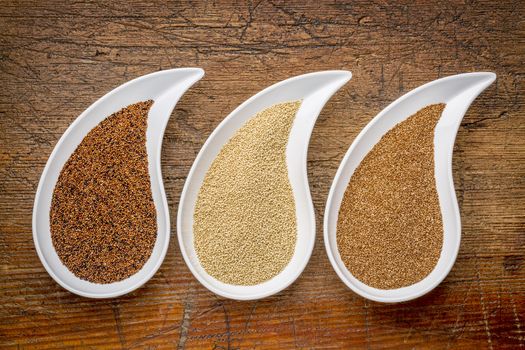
0, 0, 523, 349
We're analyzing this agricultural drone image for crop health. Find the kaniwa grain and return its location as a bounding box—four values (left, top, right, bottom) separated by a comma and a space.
50, 101, 157, 284
194, 101, 300, 285
337, 104, 445, 289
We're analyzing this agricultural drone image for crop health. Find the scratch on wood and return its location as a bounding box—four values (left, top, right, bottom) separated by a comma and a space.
111, 301, 126, 349
446, 282, 473, 349
238, 301, 258, 344
239, 0, 262, 41
510, 291, 524, 347
291, 316, 299, 348
462, 111, 508, 129
195, 302, 223, 319
177, 300, 193, 350
379, 64, 385, 97
364, 300, 371, 350
403, 325, 414, 345
476, 270, 494, 350
128, 324, 181, 348
222, 303, 232, 350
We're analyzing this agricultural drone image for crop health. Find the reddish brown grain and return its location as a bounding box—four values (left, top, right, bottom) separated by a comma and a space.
51, 101, 156, 284
337, 104, 445, 289
0, 1, 523, 349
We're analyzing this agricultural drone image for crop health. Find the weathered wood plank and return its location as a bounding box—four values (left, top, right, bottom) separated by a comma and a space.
1, 0, 523, 349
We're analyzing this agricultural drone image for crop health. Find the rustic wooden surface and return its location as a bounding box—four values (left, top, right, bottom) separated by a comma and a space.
1, 1, 524, 349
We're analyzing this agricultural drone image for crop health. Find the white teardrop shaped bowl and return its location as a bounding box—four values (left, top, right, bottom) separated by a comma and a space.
32, 68, 204, 298
324, 72, 496, 303
177, 71, 352, 300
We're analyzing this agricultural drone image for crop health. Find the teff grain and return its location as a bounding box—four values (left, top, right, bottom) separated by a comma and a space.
50, 101, 157, 284
194, 101, 301, 285
337, 104, 445, 289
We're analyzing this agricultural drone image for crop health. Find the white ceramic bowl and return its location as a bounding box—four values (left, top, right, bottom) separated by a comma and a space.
324, 72, 496, 303
32, 68, 204, 298
178, 71, 352, 300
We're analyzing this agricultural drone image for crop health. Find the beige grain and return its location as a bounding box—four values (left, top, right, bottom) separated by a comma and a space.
194, 101, 301, 285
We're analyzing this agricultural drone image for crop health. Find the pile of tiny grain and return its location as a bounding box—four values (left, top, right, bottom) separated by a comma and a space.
337, 104, 446, 289
194, 101, 301, 285
50, 101, 157, 284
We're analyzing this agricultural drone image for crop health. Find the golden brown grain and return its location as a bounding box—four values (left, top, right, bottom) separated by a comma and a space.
337, 104, 445, 289
194, 101, 301, 285
50, 101, 157, 284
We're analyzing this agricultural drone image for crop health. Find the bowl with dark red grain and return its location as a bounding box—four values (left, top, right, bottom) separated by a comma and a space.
33, 68, 203, 298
